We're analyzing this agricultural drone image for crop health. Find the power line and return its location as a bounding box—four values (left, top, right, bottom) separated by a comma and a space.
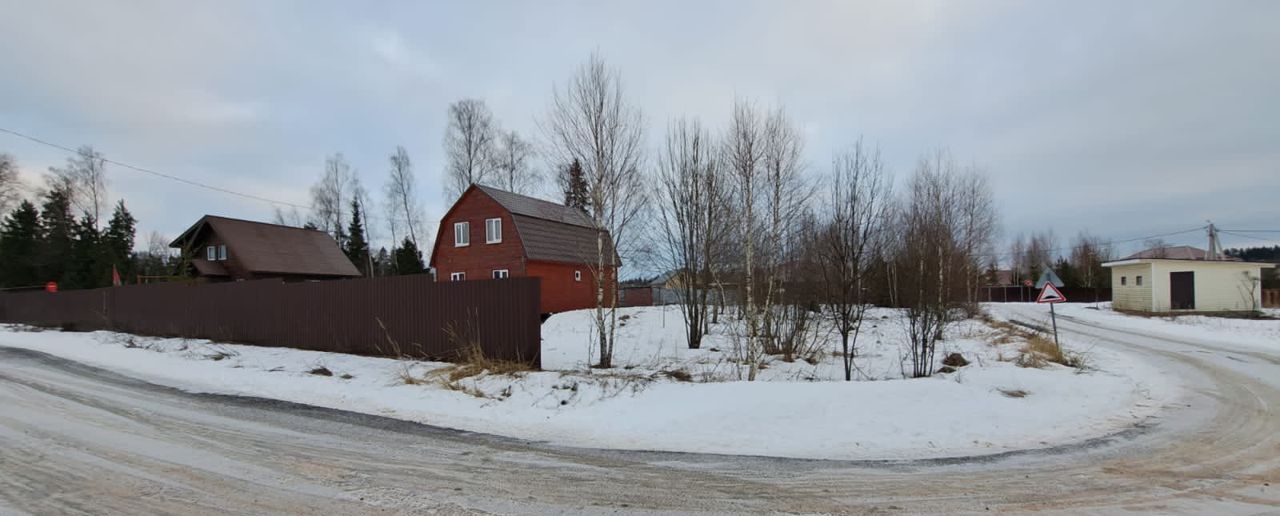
1, 126, 313, 211
0, 126, 445, 228
1219, 229, 1280, 233
1220, 230, 1280, 243
976, 225, 1208, 260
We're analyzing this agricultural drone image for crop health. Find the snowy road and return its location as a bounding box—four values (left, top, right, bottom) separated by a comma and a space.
2, 310, 1278, 515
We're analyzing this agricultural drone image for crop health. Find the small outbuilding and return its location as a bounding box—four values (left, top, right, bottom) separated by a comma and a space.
1103, 246, 1274, 313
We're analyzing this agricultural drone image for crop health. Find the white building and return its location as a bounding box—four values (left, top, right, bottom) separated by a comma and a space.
1103, 246, 1274, 313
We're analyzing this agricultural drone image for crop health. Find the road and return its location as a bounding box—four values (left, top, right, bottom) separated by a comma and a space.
1, 310, 1277, 515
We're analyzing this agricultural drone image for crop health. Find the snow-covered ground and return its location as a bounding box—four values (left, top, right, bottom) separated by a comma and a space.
0, 305, 1177, 460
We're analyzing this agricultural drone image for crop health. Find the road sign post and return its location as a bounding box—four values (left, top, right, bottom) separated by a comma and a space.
1036, 282, 1067, 352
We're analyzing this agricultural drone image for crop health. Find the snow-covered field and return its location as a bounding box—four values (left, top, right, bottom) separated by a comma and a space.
0, 305, 1179, 460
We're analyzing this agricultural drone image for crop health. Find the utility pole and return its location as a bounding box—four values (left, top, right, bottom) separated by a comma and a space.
1206, 221, 1221, 261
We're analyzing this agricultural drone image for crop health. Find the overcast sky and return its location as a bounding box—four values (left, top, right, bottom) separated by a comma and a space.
1, 1, 1277, 264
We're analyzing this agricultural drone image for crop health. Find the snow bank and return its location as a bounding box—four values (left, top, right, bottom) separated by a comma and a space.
991, 302, 1279, 353
0, 306, 1173, 460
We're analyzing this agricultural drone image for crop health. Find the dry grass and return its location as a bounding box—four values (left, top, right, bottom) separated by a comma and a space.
984, 316, 1089, 370
998, 388, 1029, 398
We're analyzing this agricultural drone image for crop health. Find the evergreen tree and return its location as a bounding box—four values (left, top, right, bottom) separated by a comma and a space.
393, 237, 425, 275
67, 214, 104, 289
0, 201, 42, 287
39, 186, 76, 285
373, 246, 393, 277
343, 198, 371, 276
102, 200, 136, 283
562, 159, 589, 212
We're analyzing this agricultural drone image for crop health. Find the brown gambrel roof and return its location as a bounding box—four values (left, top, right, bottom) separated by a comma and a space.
171, 215, 361, 277
471, 185, 620, 266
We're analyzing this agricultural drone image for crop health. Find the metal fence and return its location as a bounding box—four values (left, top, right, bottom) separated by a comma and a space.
0, 275, 542, 367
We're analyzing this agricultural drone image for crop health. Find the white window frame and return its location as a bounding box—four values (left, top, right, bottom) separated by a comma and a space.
492, 269, 509, 279
1121, 276, 1127, 286
217, 245, 227, 261
485, 218, 502, 244
1136, 275, 1143, 286
574, 270, 582, 282
450, 272, 465, 281
206, 246, 217, 261
454, 222, 469, 247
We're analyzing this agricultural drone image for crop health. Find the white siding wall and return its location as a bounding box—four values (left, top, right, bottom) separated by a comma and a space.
1110, 263, 1153, 311
1150, 261, 1266, 312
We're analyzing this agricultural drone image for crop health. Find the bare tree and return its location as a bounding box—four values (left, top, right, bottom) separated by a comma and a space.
722, 100, 767, 379
541, 53, 647, 369
47, 145, 107, 227
384, 146, 422, 248
0, 153, 21, 214
272, 206, 305, 227
818, 139, 892, 381
656, 117, 726, 350
444, 99, 497, 200
757, 106, 811, 361
1069, 231, 1112, 303
890, 153, 969, 378
309, 153, 356, 244
955, 166, 998, 307
492, 130, 539, 195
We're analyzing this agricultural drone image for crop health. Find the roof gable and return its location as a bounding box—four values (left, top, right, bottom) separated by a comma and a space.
172, 215, 360, 277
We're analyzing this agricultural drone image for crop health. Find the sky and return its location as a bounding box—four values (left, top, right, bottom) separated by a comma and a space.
1, 1, 1277, 266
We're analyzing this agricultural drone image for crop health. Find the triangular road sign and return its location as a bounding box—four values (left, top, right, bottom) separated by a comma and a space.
1036, 283, 1067, 304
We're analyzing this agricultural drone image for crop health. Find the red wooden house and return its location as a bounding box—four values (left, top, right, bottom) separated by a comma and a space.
430, 185, 618, 314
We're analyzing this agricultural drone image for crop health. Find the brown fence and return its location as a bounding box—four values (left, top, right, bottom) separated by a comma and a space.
1264, 289, 1280, 309
0, 275, 542, 367
980, 286, 1112, 303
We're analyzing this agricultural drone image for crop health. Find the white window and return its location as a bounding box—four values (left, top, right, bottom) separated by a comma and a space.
218, 245, 227, 261
1136, 275, 1143, 286
450, 272, 465, 281
485, 218, 502, 244
1121, 276, 1127, 286
492, 269, 509, 279
206, 246, 217, 261
454, 222, 469, 247
574, 270, 582, 282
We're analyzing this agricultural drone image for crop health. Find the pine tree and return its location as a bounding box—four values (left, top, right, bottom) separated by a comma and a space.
344, 198, 371, 276
67, 214, 104, 289
373, 247, 393, 277
393, 237, 425, 275
102, 200, 136, 283
0, 201, 42, 287
562, 159, 589, 213
39, 186, 76, 285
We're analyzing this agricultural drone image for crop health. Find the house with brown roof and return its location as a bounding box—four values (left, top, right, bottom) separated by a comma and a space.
170, 215, 361, 282
429, 185, 618, 314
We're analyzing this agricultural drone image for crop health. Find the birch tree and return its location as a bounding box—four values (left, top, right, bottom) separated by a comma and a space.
492, 130, 539, 195
542, 53, 647, 369
46, 145, 107, 228
384, 145, 422, 248
0, 153, 21, 214
309, 153, 356, 245
723, 100, 766, 379
444, 99, 497, 200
